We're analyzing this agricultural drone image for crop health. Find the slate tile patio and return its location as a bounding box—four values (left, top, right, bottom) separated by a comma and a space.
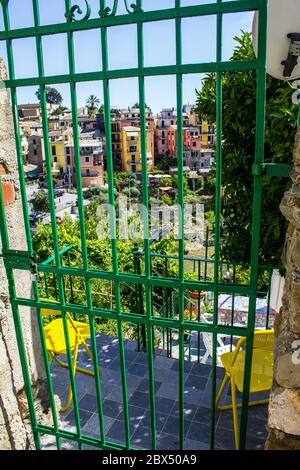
48, 333, 269, 451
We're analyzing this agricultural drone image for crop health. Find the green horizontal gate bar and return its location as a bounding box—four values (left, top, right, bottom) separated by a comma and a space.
0, 0, 260, 41
253, 163, 293, 177
3, 60, 259, 89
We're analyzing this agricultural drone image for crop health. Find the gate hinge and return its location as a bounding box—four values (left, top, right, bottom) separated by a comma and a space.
0, 249, 38, 274
252, 163, 292, 178
252, 163, 266, 176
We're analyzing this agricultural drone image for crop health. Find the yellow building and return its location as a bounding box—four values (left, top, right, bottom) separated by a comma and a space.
48, 118, 60, 131
188, 108, 198, 127
50, 130, 73, 177
200, 120, 216, 149
121, 126, 153, 173
201, 121, 209, 148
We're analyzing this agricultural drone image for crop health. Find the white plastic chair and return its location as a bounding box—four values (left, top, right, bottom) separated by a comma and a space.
200, 314, 235, 365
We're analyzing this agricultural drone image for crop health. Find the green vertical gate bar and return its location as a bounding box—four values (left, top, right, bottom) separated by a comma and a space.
99, 0, 131, 450
239, 0, 269, 450
34, 0, 83, 447
209, 0, 223, 450
175, 0, 186, 451
0, 184, 41, 450
64, 0, 106, 448
31, 1, 62, 449
137, 0, 157, 449
1, 0, 43, 450
37, 0, 83, 446
204, 226, 209, 280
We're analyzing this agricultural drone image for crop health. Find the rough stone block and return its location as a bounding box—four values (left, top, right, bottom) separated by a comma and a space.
268, 387, 300, 436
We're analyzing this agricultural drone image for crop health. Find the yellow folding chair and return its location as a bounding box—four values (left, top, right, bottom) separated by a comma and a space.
40, 299, 101, 413
215, 330, 274, 449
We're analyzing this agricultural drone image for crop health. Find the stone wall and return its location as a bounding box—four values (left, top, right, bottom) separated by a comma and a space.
0, 58, 54, 449
266, 128, 300, 450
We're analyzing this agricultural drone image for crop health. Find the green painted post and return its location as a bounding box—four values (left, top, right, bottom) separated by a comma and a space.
239, 0, 269, 450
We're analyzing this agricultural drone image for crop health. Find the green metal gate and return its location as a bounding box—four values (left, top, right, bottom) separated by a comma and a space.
0, 0, 281, 451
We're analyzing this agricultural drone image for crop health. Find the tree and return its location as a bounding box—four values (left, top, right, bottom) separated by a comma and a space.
98, 104, 104, 114
132, 102, 148, 109
128, 187, 140, 199
195, 31, 298, 265
52, 105, 68, 116
31, 190, 50, 213
157, 154, 176, 172
86, 95, 100, 115
36, 86, 63, 105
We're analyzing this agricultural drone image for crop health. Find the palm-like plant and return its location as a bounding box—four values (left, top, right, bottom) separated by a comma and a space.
86, 94, 100, 110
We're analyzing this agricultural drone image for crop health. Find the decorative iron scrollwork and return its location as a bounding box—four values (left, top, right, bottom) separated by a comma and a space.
65, 0, 91, 22
0, 0, 9, 10
99, 0, 142, 18
124, 0, 142, 14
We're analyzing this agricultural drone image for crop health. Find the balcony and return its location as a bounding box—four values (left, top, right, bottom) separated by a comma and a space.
45, 332, 268, 450
127, 159, 142, 165
83, 171, 101, 178
80, 151, 102, 157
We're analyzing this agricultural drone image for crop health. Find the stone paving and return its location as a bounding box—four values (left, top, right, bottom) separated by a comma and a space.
45, 333, 269, 450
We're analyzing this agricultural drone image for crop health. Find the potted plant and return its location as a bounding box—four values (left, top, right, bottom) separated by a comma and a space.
183, 306, 198, 343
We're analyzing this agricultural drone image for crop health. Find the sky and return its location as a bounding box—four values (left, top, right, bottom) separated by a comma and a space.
0, 0, 253, 113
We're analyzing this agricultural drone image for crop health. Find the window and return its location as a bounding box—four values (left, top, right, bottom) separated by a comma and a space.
193, 142, 197, 147
85, 157, 89, 163
51, 146, 56, 156
33, 149, 37, 156
33, 139, 36, 145
131, 155, 136, 163
131, 136, 135, 141
131, 165, 136, 173
67, 157, 71, 165
86, 169, 90, 176
53, 156, 57, 163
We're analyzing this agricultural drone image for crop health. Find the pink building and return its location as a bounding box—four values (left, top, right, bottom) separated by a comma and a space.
155, 108, 177, 156
168, 126, 202, 157
65, 140, 104, 188
184, 127, 202, 152
168, 125, 177, 156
